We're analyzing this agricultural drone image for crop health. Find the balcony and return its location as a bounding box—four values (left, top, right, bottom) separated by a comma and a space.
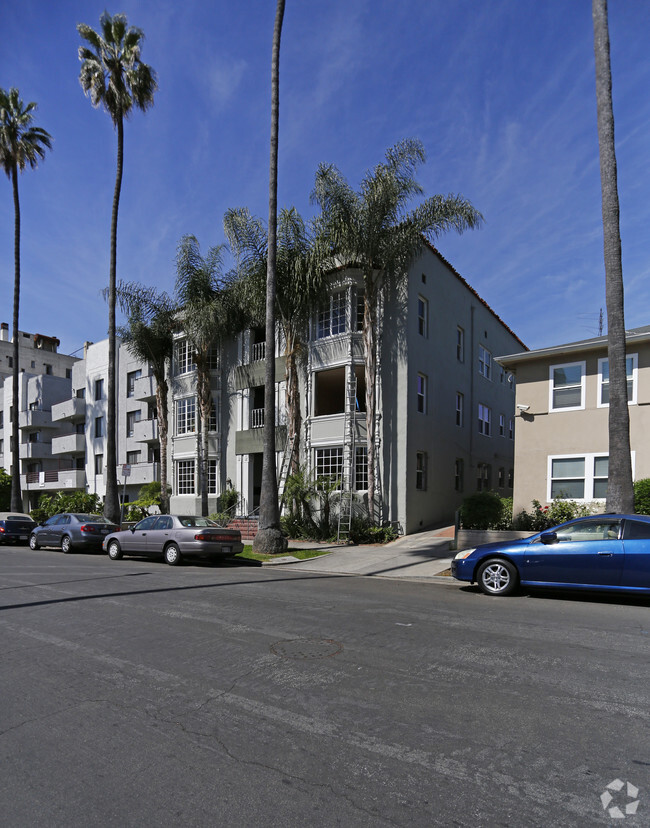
250, 408, 264, 429
133, 374, 156, 402
19, 410, 54, 430
20, 442, 52, 460
22, 468, 86, 491
120, 461, 159, 486
51, 433, 86, 455
251, 341, 266, 362
133, 418, 158, 444
52, 397, 85, 422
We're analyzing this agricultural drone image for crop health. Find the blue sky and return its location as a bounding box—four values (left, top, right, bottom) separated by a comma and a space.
2, 0, 649, 357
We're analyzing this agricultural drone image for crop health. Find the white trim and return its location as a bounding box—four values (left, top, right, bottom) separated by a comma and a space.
546, 451, 636, 502
597, 353, 638, 408
549, 361, 586, 412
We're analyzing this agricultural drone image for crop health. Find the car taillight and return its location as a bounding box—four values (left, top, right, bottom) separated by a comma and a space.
194, 532, 236, 542
0, 527, 5, 533
80, 525, 96, 533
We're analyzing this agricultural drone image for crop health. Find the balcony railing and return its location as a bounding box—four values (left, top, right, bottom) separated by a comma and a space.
133, 374, 156, 402
133, 418, 159, 443
22, 469, 86, 490
250, 408, 265, 429
251, 341, 266, 362
51, 433, 86, 455
51, 397, 85, 422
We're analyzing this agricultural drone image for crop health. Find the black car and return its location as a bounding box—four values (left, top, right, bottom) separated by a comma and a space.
0, 512, 37, 544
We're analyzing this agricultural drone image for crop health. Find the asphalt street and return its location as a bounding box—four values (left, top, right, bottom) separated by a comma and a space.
1, 543, 648, 827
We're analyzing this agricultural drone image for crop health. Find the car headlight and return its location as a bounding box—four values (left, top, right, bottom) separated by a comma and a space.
454, 548, 476, 560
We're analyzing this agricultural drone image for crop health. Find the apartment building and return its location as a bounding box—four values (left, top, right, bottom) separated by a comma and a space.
498, 326, 650, 515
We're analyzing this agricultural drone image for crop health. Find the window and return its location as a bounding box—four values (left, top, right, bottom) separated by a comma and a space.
208, 459, 217, 494
508, 468, 513, 488
457, 327, 465, 362
94, 416, 104, 439
477, 462, 491, 491
417, 296, 428, 337
208, 399, 219, 432
176, 397, 196, 435
417, 374, 427, 414
65, 368, 72, 379
554, 517, 621, 542
416, 452, 427, 490
454, 458, 464, 492
478, 345, 491, 379
126, 410, 141, 437
176, 460, 195, 494
498, 467, 505, 488
127, 369, 142, 398
94, 454, 103, 475
598, 354, 637, 406
317, 291, 346, 339
549, 362, 585, 411
548, 454, 612, 501
455, 392, 464, 427
0, 411, 3, 428
174, 339, 195, 376
315, 447, 343, 484
76, 388, 85, 399
478, 404, 491, 436
126, 451, 141, 466
44, 364, 52, 375
354, 447, 368, 491
355, 291, 364, 332
499, 414, 505, 437
207, 344, 220, 370
94, 378, 104, 401
509, 418, 514, 440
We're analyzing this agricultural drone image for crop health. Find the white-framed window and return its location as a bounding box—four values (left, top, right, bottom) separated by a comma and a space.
176, 397, 196, 435
207, 344, 220, 371
355, 291, 365, 332
417, 296, 428, 338
315, 447, 343, 483
549, 361, 585, 412
208, 398, 219, 432
547, 453, 622, 501
416, 451, 427, 491
478, 345, 491, 379
478, 403, 491, 436
455, 392, 464, 427
354, 447, 368, 491
499, 413, 505, 437
174, 339, 195, 376
597, 354, 637, 407
317, 291, 346, 339
417, 373, 427, 414
176, 459, 195, 495
208, 459, 217, 494
457, 327, 465, 362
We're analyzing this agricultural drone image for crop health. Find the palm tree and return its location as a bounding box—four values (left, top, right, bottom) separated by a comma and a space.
311, 138, 482, 520
115, 282, 176, 515
0, 88, 52, 511
254, 0, 287, 555
592, 0, 634, 513
77, 12, 157, 524
175, 235, 246, 517
224, 206, 323, 482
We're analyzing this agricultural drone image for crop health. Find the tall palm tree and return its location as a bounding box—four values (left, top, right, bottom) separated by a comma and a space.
592, 0, 634, 513
175, 235, 246, 517
0, 88, 52, 511
311, 139, 482, 521
254, 0, 287, 555
77, 12, 157, 524
115, 281, 176, 514
224, 206, 323, 481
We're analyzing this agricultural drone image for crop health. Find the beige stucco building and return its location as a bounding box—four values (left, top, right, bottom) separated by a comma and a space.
498, 326, 650, 516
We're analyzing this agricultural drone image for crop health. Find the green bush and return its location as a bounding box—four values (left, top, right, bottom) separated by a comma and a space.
460, 491, 512, 530
0, 469, 10, 511
512, 499, 597, 532
31, 491, 102, 524
349, 518, 398, 544
634, 479, 650, 516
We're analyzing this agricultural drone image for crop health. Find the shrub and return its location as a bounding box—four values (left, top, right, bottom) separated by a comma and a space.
512, 498, 597, 532
634, 479, 650, 516
31, 491, 102, 523
460, 491, 512, 530
349, 518, 398, 544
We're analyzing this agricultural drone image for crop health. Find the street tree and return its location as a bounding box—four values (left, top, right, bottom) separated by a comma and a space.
592, 0, 634, 512
0, 87, 52, 511
115, 281, 176, 514
77, 11, 157, 523
254, 0, 287, 555
311, 138, 482, 520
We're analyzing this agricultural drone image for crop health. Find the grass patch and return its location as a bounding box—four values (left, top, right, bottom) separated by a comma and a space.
234, 545, 331, 563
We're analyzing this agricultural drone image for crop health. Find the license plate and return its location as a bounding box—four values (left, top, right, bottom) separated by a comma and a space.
101, 529, 109, 534
223, 546, 231, 555
20, 535, 27, 540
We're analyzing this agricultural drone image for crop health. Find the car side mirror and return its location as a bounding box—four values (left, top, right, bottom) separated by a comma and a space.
540, 532, 558, 545
130, 527, 136, 534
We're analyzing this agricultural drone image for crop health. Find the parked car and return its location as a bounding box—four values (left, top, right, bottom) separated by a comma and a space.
29, 513, 120, 553
102, 514, 244, 566
452, 513, 650, 597
0, 512, 37, 544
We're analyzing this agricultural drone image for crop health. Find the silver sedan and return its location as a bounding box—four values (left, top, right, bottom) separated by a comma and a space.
102, 514, 244, 566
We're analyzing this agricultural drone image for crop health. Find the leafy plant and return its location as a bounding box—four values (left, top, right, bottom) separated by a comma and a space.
460, 491, 512, 530
633, 479, 650, 516
0, 468, 11, 511
123, 481, 171, 521
512, 499, 597, 532
31, 491, 102, 524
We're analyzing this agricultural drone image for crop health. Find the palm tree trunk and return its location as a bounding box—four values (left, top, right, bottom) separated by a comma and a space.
285, 332, 301, 475
155, 376, 169, 513
104, 114, 123, 524
253, 0, 287, 555
592, 0, 634, 512
10, 163, 22, 512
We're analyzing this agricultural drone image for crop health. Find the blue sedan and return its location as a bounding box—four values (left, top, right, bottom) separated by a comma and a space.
451, 514, 650, 596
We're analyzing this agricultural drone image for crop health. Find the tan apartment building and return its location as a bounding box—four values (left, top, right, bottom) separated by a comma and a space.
498, 326, 650, 516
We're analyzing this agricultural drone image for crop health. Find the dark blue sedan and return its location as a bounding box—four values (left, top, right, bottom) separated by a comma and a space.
451, 514, 650, 596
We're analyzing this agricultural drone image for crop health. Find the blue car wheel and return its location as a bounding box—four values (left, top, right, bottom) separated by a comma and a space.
477, 558, 518, 596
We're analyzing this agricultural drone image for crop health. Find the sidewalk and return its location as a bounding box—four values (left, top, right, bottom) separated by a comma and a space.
262, 526, 456, 582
